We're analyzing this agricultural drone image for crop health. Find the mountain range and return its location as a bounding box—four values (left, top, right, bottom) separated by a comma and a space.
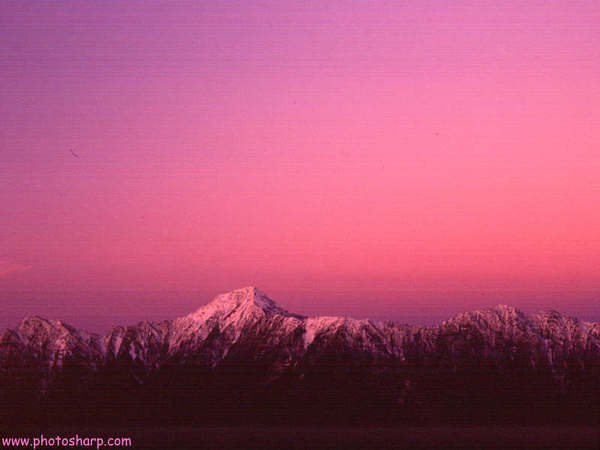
2, 287, 599, 425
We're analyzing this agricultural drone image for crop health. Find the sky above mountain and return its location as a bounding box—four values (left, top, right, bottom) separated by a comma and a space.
1, 1, 599, 331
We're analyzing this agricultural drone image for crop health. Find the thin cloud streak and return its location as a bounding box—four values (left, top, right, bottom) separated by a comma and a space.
0, 260, 32, 278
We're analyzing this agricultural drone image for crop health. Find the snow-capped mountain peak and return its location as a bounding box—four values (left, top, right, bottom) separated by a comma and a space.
187, 286, 303, 321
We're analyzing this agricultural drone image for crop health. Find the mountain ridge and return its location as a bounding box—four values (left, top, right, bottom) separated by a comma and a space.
4, 286, 599, 372
8, 288, 597, 340
2, 286, 599, 425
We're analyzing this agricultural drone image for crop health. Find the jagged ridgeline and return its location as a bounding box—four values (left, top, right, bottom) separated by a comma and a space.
1, 287, 599, 425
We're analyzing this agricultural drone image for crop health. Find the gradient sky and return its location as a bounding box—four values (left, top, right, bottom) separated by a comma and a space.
1, 1, 599, 332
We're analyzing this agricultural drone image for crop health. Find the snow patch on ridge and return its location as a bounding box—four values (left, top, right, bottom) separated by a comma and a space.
302, 316, 345, 348
303, 319, 319, 348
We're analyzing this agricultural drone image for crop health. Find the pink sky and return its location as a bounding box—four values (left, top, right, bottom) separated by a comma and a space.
1, 1, 599, 331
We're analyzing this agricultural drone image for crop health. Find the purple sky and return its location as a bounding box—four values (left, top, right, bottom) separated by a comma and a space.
1, 1, 599, 332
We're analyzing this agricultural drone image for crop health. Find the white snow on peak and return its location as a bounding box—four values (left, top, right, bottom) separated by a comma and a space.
188, 286, 298, 321
167, 287, 305, 355
13, 316, 103, 369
